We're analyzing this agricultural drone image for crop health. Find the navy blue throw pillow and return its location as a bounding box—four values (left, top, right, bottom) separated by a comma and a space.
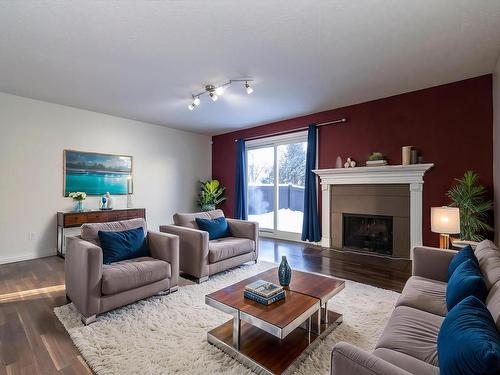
98, 227, 149, 264
438, 296, 500, 375
447, 245, 478, 281
195, 217, 231, 240
446, 258, 487, 310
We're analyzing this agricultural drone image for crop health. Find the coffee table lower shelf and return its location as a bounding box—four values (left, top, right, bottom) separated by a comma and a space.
207, 310, 342, 375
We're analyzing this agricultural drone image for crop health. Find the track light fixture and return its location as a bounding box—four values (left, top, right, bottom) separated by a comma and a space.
245, 81, 254, 94
187, 79, 254, 111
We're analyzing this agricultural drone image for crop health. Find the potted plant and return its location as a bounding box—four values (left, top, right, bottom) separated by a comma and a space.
366, 152, 387, 166
198, 179, 226, 211
447, 170, 493, 241
68, 192, 87, 212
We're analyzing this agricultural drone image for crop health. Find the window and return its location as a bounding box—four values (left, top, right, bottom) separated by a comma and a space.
246, 132, 307, 238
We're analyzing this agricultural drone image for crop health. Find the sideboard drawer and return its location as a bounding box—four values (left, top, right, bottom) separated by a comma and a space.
109, 211, 128, 221
87, 212, 109, 223
127, 209, 145, 219
64, 214, 88, 226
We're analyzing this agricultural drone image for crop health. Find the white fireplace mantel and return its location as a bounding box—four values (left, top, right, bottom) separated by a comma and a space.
313, 164, 434, 253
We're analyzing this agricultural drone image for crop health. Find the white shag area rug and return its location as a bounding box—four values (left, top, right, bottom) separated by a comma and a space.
54, 262, 399, 374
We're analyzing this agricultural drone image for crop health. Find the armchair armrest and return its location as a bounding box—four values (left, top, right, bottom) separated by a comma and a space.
331, 342, 412, 375
412, 246, 457, 282
148, 230, 179, 287
226, 219, 259, 258
159, 224, 209, 279
65, 236, 103, 318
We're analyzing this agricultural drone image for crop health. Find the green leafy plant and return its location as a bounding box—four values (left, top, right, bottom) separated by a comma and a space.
198, 179, 226, 211
447, 170, 493, 241
368, 152, 384, 161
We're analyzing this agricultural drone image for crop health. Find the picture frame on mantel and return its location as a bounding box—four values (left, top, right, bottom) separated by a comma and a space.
63, 150, 133, 196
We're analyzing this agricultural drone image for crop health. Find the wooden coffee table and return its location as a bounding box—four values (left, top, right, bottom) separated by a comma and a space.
205, 268, 345, 374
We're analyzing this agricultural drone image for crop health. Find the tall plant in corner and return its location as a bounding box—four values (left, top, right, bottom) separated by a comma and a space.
447, 170, 493, 241
198, 179, 226, 211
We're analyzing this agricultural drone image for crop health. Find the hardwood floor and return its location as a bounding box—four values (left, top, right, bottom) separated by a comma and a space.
0, 238, 411, 374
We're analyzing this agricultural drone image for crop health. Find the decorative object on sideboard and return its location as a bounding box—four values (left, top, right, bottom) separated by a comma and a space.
366, 152, 387, 167
447, 170, 493, 241
344, 157, 356, 168
198, 179, 226, 211
431, 206, 461, 249
187, 79, 254, 111
68, 192, 87, 212
417, 155, 424, 164
105, 192, 114, 209
401, 146, 412, 165
64, 150, 133, 196
278, 255, 292, 286
100, 195, 108, 210
335, 156, 343, 168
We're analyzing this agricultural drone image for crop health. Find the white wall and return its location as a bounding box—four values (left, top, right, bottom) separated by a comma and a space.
494, 58, 500, 245
0, 93, 212, 264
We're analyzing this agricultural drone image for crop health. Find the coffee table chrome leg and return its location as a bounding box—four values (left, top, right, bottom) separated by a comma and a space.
307, 316, 312, 343
323, 301, 329, 324
233, 311, 240, 350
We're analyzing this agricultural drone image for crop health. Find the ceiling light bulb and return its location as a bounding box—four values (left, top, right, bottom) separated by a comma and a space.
245, 82, 254, 94
188, 103, 195, 111
209, 92, 218, 101
193, 97, 200, 106
215, 86, 224, 96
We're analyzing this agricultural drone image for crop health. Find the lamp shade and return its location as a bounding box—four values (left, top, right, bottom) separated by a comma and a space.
431, 206, 460, 234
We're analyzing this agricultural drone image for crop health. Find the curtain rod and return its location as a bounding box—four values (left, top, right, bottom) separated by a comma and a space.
233, 118, 347, 142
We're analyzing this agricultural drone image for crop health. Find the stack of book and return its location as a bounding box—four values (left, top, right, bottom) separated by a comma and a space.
366, 159, 388, 167
244, 279, 285, 305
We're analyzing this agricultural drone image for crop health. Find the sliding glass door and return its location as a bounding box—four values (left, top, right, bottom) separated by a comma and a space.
247, 132, 307, 238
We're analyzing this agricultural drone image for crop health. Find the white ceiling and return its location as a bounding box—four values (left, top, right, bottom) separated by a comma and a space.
1, 1, 500, 135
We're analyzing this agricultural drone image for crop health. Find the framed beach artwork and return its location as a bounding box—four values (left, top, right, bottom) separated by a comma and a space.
63, 150, 133, 196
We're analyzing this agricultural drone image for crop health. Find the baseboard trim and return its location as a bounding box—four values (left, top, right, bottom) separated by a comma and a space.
0, 248, 57, 265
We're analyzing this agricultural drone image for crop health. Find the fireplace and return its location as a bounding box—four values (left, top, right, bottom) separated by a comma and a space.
342, 213, 393, 255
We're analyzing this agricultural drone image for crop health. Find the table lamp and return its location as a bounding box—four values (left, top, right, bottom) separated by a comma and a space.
431, 206, 460, 249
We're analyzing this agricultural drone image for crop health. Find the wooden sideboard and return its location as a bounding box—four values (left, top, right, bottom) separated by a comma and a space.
56, 208, 146, 257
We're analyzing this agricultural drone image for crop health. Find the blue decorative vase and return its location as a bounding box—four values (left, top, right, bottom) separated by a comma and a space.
278, 256, 292, 286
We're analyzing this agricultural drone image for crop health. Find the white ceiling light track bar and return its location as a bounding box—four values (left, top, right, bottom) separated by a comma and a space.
188, 79, 254, 110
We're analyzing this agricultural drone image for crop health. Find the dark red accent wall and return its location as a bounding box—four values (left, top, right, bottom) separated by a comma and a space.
212, 75, 493, 247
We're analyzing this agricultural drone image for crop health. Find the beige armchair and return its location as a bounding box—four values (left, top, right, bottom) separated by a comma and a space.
160, 210, 258, 283
65, 218, 179, 325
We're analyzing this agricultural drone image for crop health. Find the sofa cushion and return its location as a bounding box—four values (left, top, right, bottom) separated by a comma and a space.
447, 245, 477, 281
446, 259, 487, 310
396, 276, 447, 316
99, 227, 150, 264
102, 257, 171, 295
375, 306, 443, 366
486, 281, 500, 332
208, 237, 255, 263
437, 296, 500, 375
81, 218, 147, 246
195, 217, 231, 240
373, 348, 439, 375
473, 241, 500, 290
173, 209, 224, 229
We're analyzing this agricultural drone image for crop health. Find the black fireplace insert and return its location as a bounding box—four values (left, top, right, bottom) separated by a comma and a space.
342, 213, 393, 255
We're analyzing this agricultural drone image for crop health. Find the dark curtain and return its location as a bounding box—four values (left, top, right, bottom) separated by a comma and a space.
301, 124, 321, 242
235, 139, 248, 220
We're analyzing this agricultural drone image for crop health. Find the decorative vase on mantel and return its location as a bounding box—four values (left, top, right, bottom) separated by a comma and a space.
278, 256, 292, 286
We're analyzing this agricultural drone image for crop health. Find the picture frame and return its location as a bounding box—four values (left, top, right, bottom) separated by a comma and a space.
63, 150, 133, 196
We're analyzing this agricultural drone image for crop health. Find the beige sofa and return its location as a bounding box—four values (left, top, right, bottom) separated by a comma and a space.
331, 240, 500, 375
160, 209, 258, 283
65, 218, 179, 325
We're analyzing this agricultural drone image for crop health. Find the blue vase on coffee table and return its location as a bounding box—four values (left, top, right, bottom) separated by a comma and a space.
278, 256, 292, 286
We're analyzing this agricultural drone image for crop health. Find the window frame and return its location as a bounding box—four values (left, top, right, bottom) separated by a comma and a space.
245, 131, 308, 241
